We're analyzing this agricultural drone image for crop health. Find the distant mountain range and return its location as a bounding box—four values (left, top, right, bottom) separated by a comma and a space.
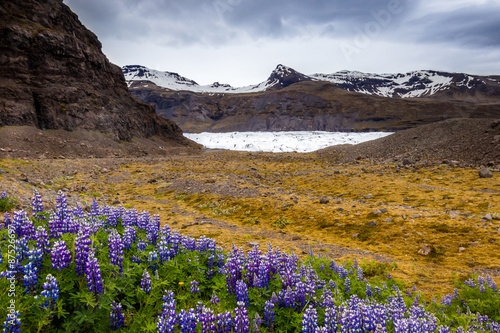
123, 64, 500, 99
123, 64, 500, 133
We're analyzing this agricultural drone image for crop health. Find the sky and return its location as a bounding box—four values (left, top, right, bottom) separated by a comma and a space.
63, 0, 500, 87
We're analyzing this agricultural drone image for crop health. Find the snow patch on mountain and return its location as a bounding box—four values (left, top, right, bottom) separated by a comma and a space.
184, 131, 392, 153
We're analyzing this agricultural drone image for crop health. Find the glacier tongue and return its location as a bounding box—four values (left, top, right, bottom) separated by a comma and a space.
184, 131, 392, 153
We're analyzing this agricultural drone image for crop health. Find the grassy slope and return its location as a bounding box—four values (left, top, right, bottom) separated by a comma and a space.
0, 151, 499, 299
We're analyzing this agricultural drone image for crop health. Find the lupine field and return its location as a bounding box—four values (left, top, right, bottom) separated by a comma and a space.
0, 190, 499, 332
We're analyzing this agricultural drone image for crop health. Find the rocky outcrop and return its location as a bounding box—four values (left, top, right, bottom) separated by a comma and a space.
0, 0, 190, 145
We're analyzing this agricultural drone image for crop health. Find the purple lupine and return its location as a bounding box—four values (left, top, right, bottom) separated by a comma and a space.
110, 301, 125, 330
137, 239, 147, 252
236, 280, 249, 308
252, 313, 262, 333
3, 212, 11, 229
108, 229, 124, 273
234, 302, 250, 333
22, 261, 38, 294
263, 300, 275, 329
366, 284, 373, 297
344, 277, 351, 294
75, 230, 91, 276
85, 250, 104, 295
302, 305, 318, 333
225, 245, 243, 294
31, 190, 44, 217
294, 280, 307, 311
200, 307, 216, 333
51, 240, 71, 271
35, 226, 50, 253
55, 191, 69, 221
2, 311, 21, 333
190, 280, 200, 294
324, 306, 338, 332
40, 274, 59, 309
157, 239, 170, 264
357, 267, 363, 281
140, 269, 151, 294
123, 226, 136, 250
361, 304, 377, 332
217, 311, 233, 333
157, 308, 176, 333
341, 306, 362, 333
179, 309, 197, 333
210, 291, 219, 305
48, 213, 62, 239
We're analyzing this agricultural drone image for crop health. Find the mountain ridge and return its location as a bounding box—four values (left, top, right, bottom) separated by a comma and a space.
123, 64, 500, 100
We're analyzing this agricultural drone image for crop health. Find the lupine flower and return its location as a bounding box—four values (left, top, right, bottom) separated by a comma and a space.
32, 190, 44, 217
157, 307, 176, 333
75, 231, 91, 276
2, 311, 21, 333
324, 307, 338, 332
190, 280, 200, 294
179, 309, 197, 333
55, 191, 69, 221
137, 239, 147, 252
140, 269, 151, 294
51, 240, 71, 271
108, 229, 124, 273
123, 226, 136, 250
344, 277, 351, 294
200, 306, 216, 333
216, 311, 232, 333
302, 305, 318, 333
85, 251, 104, 295
236, 280, 249, 308
210, 291, 219, 305
252, 313, 262, 333
40, 274, 59, 309
110, 301, 125, 330
263, 300, 275, 329
234, 301, 250, 333
22, 261, 38, 294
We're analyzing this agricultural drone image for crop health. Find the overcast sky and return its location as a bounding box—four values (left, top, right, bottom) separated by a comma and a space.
63, 0, 500, 86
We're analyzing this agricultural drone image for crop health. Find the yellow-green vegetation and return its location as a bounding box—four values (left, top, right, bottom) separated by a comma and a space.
0, 151, 499, 300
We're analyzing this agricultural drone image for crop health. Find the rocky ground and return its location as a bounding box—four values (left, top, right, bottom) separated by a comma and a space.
1, 147, 499, 298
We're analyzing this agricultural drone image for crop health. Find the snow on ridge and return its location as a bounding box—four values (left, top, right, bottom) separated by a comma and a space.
123, 65, 487, 98
184, 131, 392, 153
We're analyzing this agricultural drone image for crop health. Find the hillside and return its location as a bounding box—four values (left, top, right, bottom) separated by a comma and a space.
128, 79, 499, 133
0, 0, 195, 158
319, 118, 500, 166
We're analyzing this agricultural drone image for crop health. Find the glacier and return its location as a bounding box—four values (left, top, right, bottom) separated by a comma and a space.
184, 131, 392, 153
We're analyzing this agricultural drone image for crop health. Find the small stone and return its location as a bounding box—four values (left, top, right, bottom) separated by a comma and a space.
379, 208, 388, 214
282, 203, 291, 208
371, 209, 383, 216
483, 213, 493, 221
479, 168, 493, 178
410, 214, 422, 219
336, 207, 344, 212
248, 242, 259, 248
458, 247, 466, 252
367, 221, 377, 227
364, 194, 373, 199
254, 220, 260, 224
418, 245, 433, 256
352, 233, 359, 238
385, 218, 393, 223
319, 197, 330, 204
291, 236, 301, 241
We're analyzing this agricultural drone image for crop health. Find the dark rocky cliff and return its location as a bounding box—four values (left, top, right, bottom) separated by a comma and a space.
0, 0, 189, 145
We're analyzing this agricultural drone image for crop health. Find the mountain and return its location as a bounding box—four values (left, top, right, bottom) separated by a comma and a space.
128, 79, 499, 133
0, 0, 194, 158
311, 70, 500, 100
123, 64, 500, 100
123, 64, 312, 94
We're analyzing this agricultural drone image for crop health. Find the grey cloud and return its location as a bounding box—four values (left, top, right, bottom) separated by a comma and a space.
409, 5, 500, 47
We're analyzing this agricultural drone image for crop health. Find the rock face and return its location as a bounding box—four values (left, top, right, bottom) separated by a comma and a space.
129, 80, 500, 133
0, 0, 188, 144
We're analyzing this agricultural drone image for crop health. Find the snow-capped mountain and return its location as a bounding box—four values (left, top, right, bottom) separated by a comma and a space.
123, 64, 500, 99
310, 70, 499, 98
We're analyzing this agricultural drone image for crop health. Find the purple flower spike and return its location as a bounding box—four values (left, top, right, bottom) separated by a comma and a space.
190, 280, 200, 294
108, 229, 124, 273
234, 301, 250, 333
110, 301, 125, 330
51, 240, 71, 271
140, 269, 151, 294
85, 250, 104, 296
